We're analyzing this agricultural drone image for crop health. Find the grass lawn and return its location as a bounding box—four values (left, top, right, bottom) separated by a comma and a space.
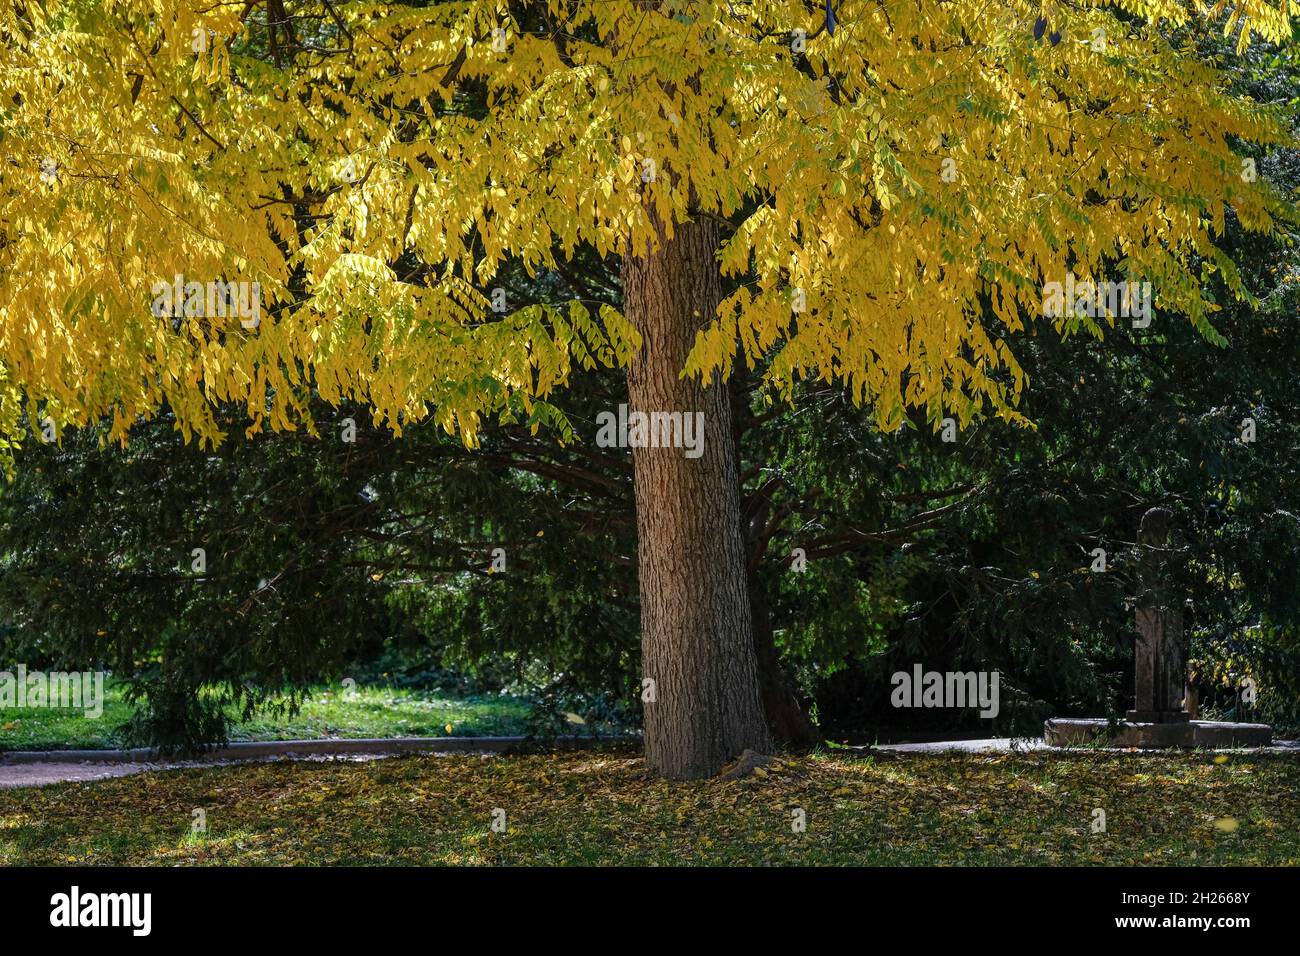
0, 681, 533, 751
2, 748, 1297, 865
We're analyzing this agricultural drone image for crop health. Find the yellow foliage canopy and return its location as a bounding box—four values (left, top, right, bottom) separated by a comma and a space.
0, 0, 1295, 459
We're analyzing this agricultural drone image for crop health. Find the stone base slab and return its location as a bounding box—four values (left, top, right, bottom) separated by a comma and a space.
1044, 718, 1272, 749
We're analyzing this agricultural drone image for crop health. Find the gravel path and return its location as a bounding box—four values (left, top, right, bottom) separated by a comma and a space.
0, 761, 159, 788
870, 736, 1300, 753
0, 751, 412, 789
873, 737, 1048, 753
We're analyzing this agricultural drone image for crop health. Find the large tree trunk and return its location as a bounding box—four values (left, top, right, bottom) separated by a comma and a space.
623, 215, 771, 779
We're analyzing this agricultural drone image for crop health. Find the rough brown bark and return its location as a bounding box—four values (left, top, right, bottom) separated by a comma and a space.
624, 215, 772, 779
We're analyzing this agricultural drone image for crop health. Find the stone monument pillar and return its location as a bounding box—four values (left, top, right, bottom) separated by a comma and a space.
1126, 507, 1189, 724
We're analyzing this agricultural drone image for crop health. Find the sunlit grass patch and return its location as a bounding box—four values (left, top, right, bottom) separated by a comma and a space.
0, 680, 533, 751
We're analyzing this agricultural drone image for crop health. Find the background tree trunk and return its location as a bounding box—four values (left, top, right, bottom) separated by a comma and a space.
749, 580, 823, 748
624, 215, 772, 779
